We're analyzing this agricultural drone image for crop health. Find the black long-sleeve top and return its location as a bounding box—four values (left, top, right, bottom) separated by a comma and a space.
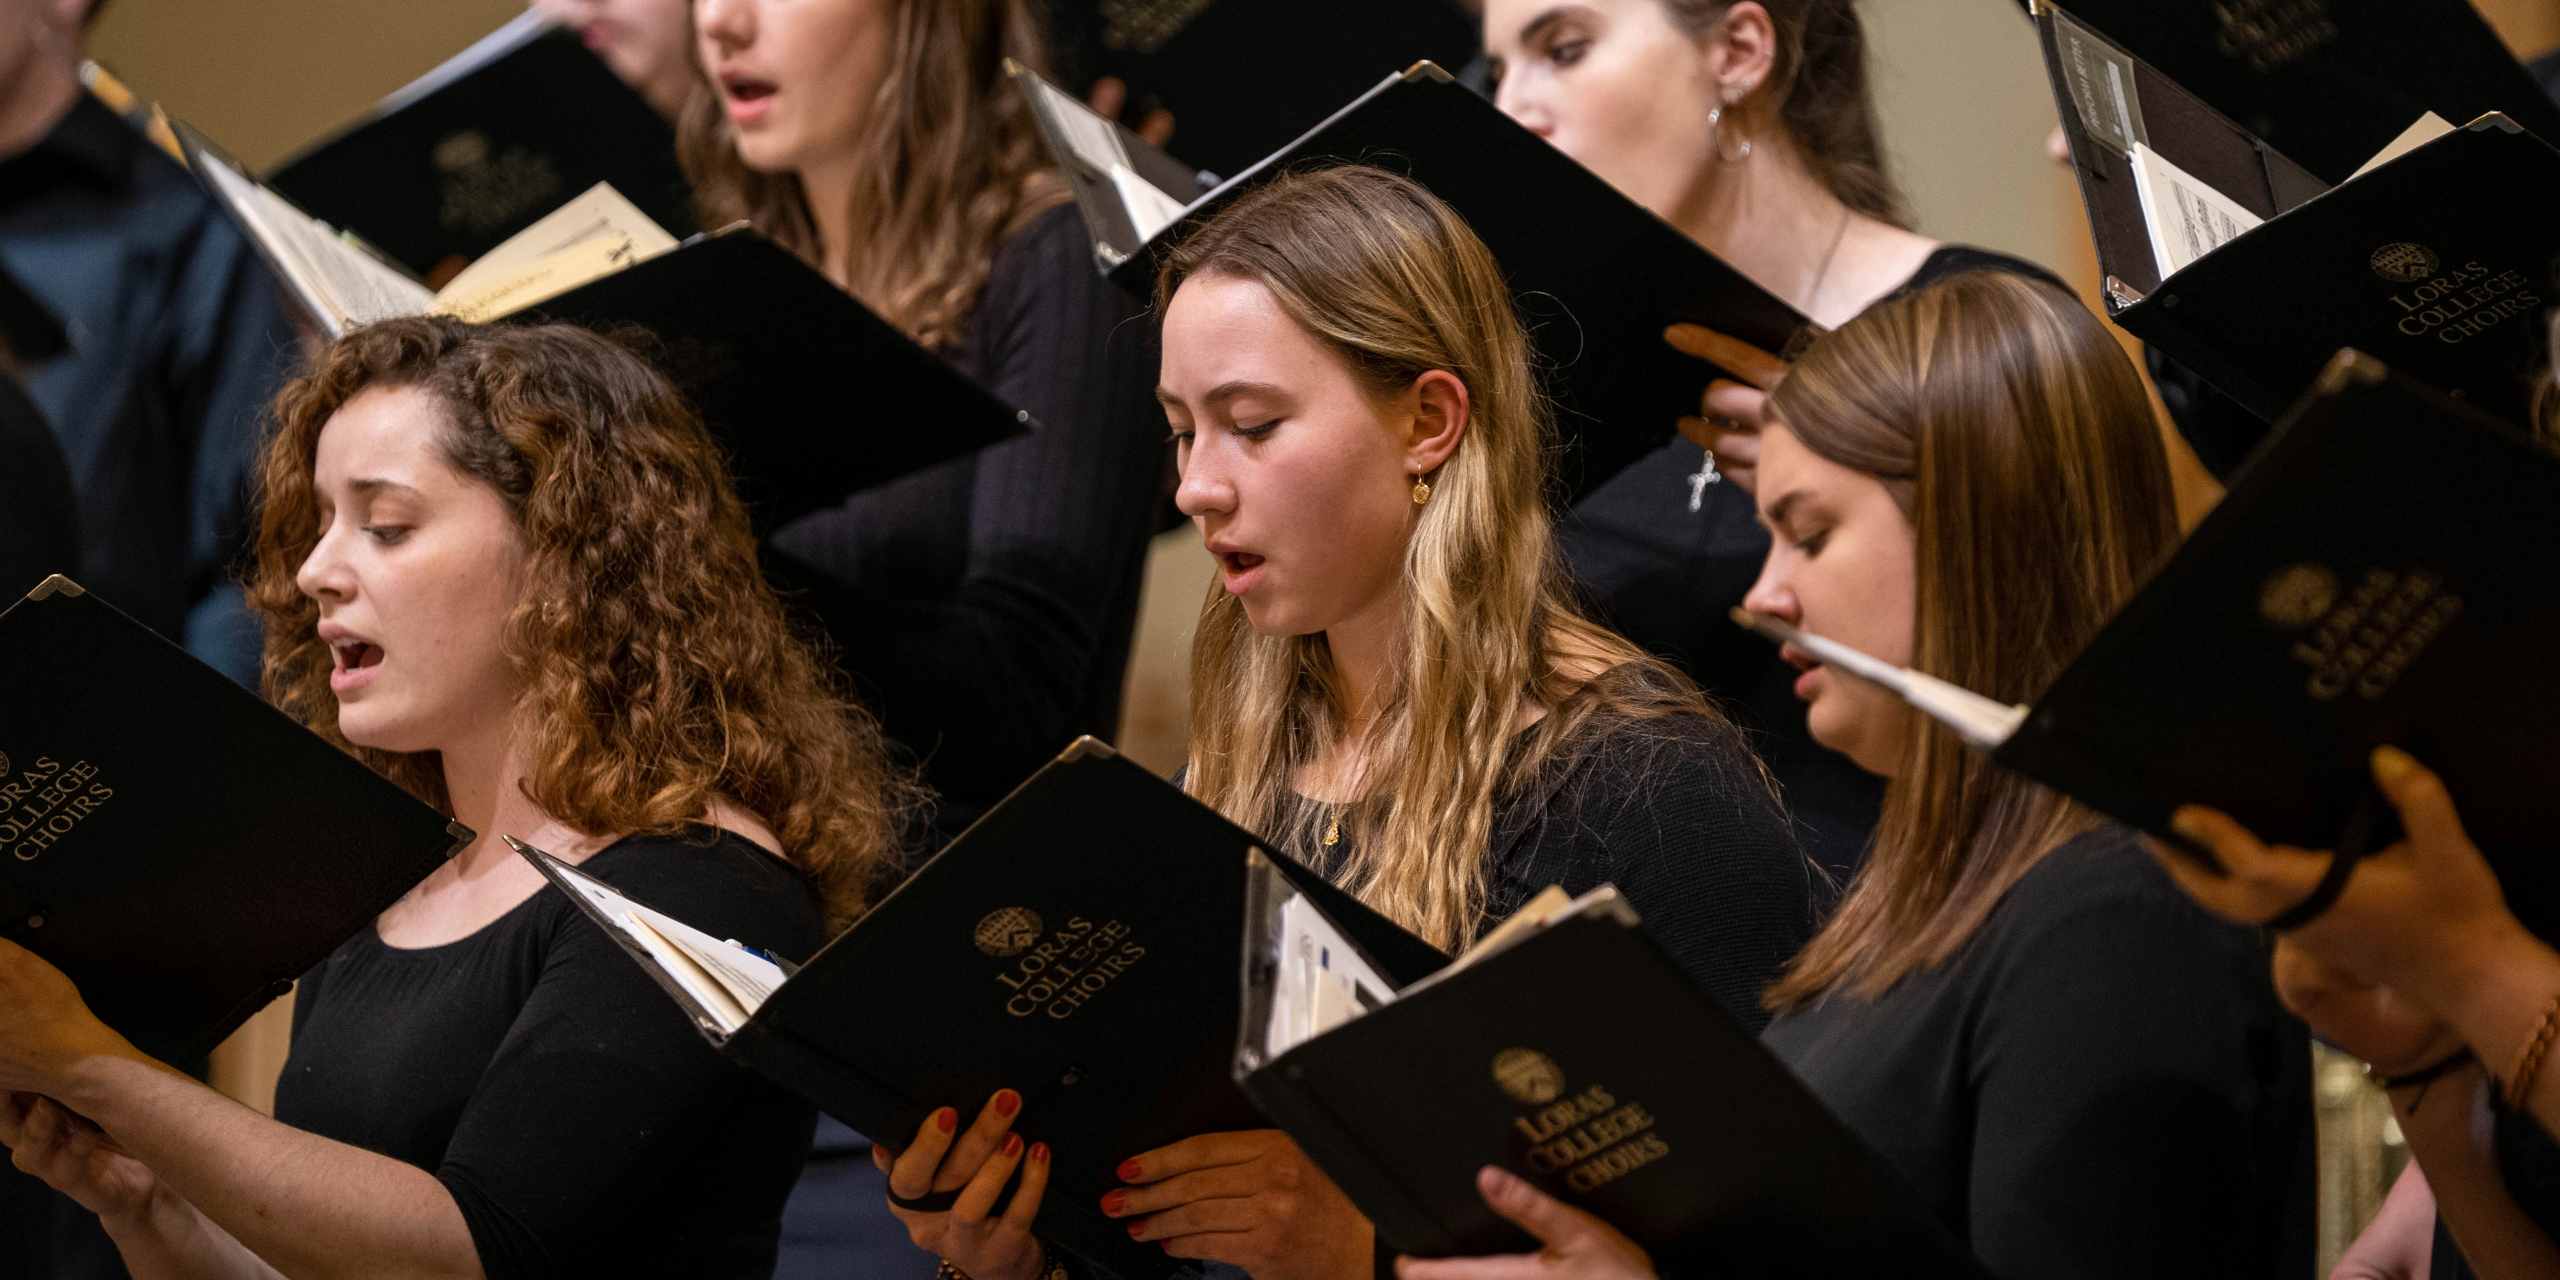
768, 203, 1164, 825
1762, 826, 2316, 1280
1288, 689, 1819, 1035
274, 828, 828, 1280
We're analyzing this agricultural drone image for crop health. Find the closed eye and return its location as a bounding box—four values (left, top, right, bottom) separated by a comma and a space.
1233, 420, 1279, 441
363, 525, 411, 547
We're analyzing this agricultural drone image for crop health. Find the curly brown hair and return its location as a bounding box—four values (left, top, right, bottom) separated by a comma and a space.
246, 317, 914, 929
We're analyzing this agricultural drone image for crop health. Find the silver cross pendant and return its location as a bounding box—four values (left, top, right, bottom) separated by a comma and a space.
1686, 451, 1722, 512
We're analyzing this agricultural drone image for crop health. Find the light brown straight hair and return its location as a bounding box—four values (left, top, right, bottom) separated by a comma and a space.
677, 0, 1065, 350
1763, 271, 2178, 1007
1163, 165, 1734, 951
1658, 0, 1907, 226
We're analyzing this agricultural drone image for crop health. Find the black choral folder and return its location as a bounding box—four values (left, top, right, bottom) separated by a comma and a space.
1915, 351, 2560, 939
0, 578, 468, 1066
1047, 0, 1478, 182
2033, 1, 2560, 429
1104, 62, 1816, 503
510, 232, 1030, 531
185, 125, 1028, 534
2014, 0, 2560, 186
267, 11, 693, 278
515, 738, 1447, 1280
1235, 874, 1985, 1278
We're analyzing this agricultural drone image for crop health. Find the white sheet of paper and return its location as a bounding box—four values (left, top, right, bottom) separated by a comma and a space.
552, 861, 788, 1034
430, 182, 678, 321
2349, 112, 2455, 181
1030, 74, 1129, 175
193, 148, 432, 331
2129, 142, 2264, 278
1264, 894, 1396, 1059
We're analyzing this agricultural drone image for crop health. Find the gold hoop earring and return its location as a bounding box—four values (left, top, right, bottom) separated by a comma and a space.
1411, 475, 1432, 506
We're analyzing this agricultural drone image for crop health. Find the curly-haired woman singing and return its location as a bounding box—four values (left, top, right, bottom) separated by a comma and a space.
0, 317, 913, 1280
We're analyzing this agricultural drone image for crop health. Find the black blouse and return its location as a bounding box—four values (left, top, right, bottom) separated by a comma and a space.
1761, 826, 2316, 1280
276, 828, 829, 1280
1288, 693, 1818, 1035
768, 202, 1166, 828
1557, 244, 2066, 886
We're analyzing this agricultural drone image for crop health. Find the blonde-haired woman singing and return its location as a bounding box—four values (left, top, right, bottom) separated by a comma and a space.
878, 164, 1817, 1280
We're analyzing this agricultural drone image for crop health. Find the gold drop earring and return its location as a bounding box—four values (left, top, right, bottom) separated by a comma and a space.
1411, 474, 1432, 505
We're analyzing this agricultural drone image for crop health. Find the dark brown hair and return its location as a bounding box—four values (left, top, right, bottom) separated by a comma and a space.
247, 317, 914, 929
678, 0, 1064, 350
1663, 0, 1905, 225
1763, 272, 2177, 1006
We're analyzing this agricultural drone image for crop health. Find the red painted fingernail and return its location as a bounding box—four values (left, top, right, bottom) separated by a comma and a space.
1128, 1219, 1147, 1239
995, 1089, 1020, 1117
1117, 1158, 1144, 1182
1003, 1132, 1023, 1157
1030, 1142, 1049, 1164
1101, 1189, 1127, 1215
936, 1108, 957, 1134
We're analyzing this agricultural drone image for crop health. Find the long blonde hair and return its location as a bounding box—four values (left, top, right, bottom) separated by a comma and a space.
1764, 272, 2178, 1006
1165, 166, 1722, 950
677, 0, 1064, 350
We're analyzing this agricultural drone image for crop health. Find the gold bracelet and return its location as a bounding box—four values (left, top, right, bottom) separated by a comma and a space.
2503, 991, 2560, 1112
936, 1246, 1067, 1280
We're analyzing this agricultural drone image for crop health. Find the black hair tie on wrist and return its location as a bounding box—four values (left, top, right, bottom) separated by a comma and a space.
2263, 784, 2400, 933
887, 1187, 963, 1213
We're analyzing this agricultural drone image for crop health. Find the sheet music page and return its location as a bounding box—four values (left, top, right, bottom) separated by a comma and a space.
1264, 894, 1397, 1059
2128, 143, 2263, 278
2348, 112, 2454, 182
430, 182, 678, 321
194, 149, 433, 330
550, 859, 787, 1032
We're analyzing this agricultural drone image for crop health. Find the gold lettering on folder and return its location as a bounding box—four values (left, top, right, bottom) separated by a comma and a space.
1498, 1054, 1673, 1194
987, 913, 1148, 1019
2370, 250, 2544, 348
2261, 565, 2463, 701
0, 754, 117, 862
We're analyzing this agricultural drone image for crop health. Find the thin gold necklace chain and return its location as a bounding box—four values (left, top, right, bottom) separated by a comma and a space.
1801, 205, 1853, 317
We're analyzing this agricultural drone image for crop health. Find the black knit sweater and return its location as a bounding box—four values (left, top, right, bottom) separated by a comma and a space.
1289, 696, 1819, 1034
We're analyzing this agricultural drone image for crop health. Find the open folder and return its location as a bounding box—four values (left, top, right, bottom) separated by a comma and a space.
0, 577, 468, 1066
1044, 0, 1479, 182
265, 10, 693, 277
2016, 0, 2560, 187
2033, 1, 2560, 429
1029, 60, 1816, 503
513, 738, 1446, 1280
180, 127, 1030, 532
1234, 856, 1987, 1277
1733, 349, 2560, 940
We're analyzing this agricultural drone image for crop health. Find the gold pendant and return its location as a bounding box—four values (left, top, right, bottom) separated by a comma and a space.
1323, 817, 1341, 846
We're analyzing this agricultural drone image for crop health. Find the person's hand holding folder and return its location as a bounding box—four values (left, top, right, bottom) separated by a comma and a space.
1392, 1165, 1657, 1280
875, 1089, 1053, 1280
1105, 1129, 1374, 1280
1664, 323, 1791, 494
0, 1091, 157, 1225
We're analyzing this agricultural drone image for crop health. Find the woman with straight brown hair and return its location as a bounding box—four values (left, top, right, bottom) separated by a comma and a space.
686, 0, 1166, 834
872, 164, 1814, 1280
0, 317, 909, 1279
1482, 0, 2069, 880
1398, 272, 2314, 1280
